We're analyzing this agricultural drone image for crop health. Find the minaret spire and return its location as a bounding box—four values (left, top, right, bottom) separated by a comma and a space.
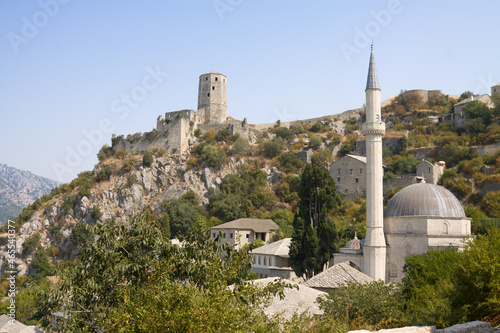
366, 46, 380, 90
362, 48, 387, 281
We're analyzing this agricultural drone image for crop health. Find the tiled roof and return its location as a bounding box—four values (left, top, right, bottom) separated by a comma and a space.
453, 94, 492, 107
252, 238, 291, 258
250, 278, 326, 319
211, 218, 279, 233
304, 262, 373, 289
346, 154, 367, 164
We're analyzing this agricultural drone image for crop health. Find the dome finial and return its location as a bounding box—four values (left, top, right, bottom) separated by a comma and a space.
371, 43, 373, 52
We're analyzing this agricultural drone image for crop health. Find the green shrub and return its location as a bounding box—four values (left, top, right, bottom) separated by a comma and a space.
143, 151, 154, 167
144, 129, 159, 141
91, 205, 102, 220
319, 281, 406, 328
309, 135, 322, 150
22, 233, 41, 256
310, 122, 324, 133
31, 248, 54, 277
274, 127, 295, 142
70, 223, 93, 248
263, 137, 286, 158
48, 225, 64, 244
122, 156, 139, 172
127, 174, 138, 186
233, 137, 249, 155
200, 144, 227, 169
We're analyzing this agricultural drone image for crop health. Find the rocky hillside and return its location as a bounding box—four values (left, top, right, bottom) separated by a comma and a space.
0, 164, 59, 224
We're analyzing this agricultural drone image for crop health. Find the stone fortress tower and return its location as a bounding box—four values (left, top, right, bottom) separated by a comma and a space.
198, 71, 228, 123
361, 46, 387, 281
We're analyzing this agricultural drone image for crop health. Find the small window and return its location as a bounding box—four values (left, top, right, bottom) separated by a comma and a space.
360, 168, 363, 174
223, 233, 226, 238
350, 169, 353, 174
212, 233, 215, 238
355, 178, 359, 183
337, 168, 341, 174
390, 263, 397, 277
207, 93, 210, 97
427, 167, 431, 173
212, 86, 215, 90
264, 257, 267, 265
265, 274, 268, 278
252, 256, 256, 264
337, 177, 340, 182
246, 234, 249, 238
230, 233, 233, 239
405, 244, 413, 256
258, 257, 261, 265
215, 77, 218, 81
205, 77, 208, 80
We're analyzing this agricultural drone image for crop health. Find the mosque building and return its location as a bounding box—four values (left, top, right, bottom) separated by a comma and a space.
333, 48, 472, 283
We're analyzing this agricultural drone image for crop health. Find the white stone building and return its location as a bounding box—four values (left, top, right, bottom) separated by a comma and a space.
210, 218, 279, 250
251, 238, 295, 279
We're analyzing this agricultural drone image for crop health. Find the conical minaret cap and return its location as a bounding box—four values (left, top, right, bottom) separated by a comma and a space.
366, 48, 380, 90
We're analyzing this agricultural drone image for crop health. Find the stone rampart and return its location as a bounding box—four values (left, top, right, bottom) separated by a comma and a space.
473, 142, 500, 156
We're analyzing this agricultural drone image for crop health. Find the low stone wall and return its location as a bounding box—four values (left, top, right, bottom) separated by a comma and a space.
472, 142, 500, 156
348, 321, 496, 333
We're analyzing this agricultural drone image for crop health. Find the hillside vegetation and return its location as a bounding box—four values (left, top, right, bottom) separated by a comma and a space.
2, 89, 500, 330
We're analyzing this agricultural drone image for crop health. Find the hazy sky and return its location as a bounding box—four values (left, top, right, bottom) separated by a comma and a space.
1, 0, 499, 183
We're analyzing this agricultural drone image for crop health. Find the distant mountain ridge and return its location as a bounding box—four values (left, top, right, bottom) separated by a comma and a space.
0, 164, 59, 224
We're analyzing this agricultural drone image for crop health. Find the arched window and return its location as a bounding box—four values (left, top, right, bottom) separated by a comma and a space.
406, 222, 413, 234
268, 257, 272, 266
263, 257, 267, 266
252, 256, 256, 264
443, 222, 449, 234
405, 244, 413, 256
258, 256, 261, 265
390, 263, 397, 277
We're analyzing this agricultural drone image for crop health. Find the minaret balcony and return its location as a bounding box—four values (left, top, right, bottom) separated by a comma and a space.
362, 122, 386, 136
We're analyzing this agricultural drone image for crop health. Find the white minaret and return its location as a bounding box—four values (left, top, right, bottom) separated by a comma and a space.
362, 46, 387, 281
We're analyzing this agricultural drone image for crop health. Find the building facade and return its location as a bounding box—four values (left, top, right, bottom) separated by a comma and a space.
251, 238, 295, 279
211, 218, 279, 250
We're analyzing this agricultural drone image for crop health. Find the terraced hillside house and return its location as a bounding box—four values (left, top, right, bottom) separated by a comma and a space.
210, 218, 279, 250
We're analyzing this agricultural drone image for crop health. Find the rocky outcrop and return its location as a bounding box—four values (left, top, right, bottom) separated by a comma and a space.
0, 153, 258, 275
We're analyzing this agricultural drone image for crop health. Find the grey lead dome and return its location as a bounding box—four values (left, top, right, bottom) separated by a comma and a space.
384, 183, 466, 218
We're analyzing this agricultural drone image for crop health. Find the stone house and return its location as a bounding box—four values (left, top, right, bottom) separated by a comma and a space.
452, 94, 494, 128
416, 160, 445, 184
251, 238, 295, 279
329, 154, 367, 198
210, 218, 279, 250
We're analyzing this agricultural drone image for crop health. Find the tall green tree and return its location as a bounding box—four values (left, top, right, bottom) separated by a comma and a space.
290, 157, 341, 278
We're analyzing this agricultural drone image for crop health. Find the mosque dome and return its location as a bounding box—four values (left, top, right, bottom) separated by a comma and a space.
343, 233, 361, 250
384, 183, 466, 218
